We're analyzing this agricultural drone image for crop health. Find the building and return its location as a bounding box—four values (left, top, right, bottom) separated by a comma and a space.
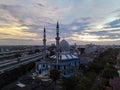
36, 22, 81, 78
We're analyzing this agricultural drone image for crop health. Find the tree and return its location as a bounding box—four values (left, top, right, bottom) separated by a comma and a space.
101, 65, 119, 79
50, 69, 60, 84
62, 76, 78, 90
93, 84, 104, 90
76, 77, 92, 90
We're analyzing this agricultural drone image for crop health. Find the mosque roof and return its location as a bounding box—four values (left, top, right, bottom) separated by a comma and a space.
50, 52, 78, 61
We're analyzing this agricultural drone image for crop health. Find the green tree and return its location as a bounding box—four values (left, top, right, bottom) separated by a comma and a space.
76, 77, 92, 90
62, 76, 79, 90
93, 84, 104, 90
50, 69, 60, 84
101, 65, 119, 79
62, 76, 78, 90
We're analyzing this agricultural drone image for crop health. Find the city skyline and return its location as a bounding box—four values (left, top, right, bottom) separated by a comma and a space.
0, 0, 120, 45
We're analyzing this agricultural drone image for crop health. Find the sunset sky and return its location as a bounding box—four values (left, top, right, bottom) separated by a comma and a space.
0, 0, 120, 45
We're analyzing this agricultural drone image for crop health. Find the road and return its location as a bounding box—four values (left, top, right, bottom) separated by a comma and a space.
0, 53, 43, 74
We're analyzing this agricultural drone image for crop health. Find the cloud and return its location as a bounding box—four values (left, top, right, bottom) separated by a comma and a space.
0, 0, 120, 45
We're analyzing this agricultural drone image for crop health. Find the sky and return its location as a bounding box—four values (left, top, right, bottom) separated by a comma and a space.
0, 0, 120, 45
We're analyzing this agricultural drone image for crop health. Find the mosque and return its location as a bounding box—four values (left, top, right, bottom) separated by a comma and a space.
36, 22, 81, 78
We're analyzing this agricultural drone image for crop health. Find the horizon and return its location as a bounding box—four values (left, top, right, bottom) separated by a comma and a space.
0, 0, 120, 45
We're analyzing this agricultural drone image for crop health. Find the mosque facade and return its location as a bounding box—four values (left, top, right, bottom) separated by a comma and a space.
36, 22, 81, 78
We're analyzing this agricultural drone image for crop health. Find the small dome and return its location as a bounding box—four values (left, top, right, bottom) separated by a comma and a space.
60, 39, 70, 52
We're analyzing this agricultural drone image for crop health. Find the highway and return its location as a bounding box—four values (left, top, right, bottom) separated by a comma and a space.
0, 48, 42, 56
0, 60, 17, 67
0, 53, 43, 74
0, 53, 42, 65
0, 48, 42, 61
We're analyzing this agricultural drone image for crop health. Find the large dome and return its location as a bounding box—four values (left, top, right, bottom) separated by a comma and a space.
51, 39, 79, 61
60, 39, 70, 52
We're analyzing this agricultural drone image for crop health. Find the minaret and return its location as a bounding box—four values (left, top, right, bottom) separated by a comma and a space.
43, 27, 46, 60
55, 22, 60, 63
